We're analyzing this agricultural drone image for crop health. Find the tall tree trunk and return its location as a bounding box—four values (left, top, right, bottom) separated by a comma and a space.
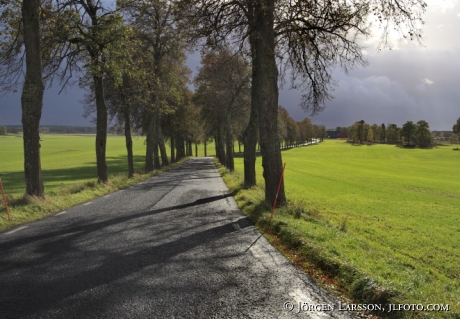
195, 143, 198, 157
226, 125, 234, 171
153, 114, 161, 169
145, 117, 155, 172
153, 141, 161, 169
214, 135, 219, 159
176, 135, 185, 160
170, 129, 175, 163
253, 0, 285, 206
187, 140, 192, 157
204, 140, 207, 156
21, 0, 44, 197
217, 127, 226, 165
181, 138, 185, 158
243, 0, 258, 189
243, 96, 258, 188
123, 105, 134, 178
157, 116, 169, 166
181, 138, 185, 159
94, 73, 108, 183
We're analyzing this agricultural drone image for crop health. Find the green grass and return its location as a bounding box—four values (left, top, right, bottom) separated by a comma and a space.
222, 140, 459, 318
1, 134, 142, 196
0, 134, 223, 197
3, 134, 459, 317
0, 134, 190, 230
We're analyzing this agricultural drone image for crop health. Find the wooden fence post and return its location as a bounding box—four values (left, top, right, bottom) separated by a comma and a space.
0, 179, 11, 222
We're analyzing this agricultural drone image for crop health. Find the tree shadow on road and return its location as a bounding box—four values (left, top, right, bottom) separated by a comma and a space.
0, 192, 254, 318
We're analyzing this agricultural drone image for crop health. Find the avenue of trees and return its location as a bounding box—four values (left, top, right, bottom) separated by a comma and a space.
277, 110, 327, 147
1, 0, 427, 206
347, 120, 433, 146
193, 47, 251, 171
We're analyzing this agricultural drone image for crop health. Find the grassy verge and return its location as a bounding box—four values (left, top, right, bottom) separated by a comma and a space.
215, 158, 459, 319
0, 158, 188, 232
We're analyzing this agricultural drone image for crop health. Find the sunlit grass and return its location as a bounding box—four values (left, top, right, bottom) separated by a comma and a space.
0, 134, 188, 231
0, 134, 222, 196
223, 140, 459, 318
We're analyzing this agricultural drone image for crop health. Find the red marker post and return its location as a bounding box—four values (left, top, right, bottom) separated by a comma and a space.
270, 163, 286, 222
0, 179, 12, 222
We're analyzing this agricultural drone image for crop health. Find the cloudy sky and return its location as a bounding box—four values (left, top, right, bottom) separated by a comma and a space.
1, 0, 459, 131
284, 0, 460, 131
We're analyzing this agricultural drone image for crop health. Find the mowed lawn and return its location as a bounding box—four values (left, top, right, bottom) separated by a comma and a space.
234, 140, 460, 310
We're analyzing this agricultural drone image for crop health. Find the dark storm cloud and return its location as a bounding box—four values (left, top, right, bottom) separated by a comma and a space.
281, 0, 460, 130
42, 86, 95, 126
281, 49, 460, 131
1, 0, 459, 130
0, 85, 94, 126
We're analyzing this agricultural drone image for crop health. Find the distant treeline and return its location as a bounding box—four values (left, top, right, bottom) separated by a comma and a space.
335, 121, 459, 146
0, 125, 99, 135
0, 125, 148, 136
431, 131, 456, 139
42, 126, 97, 134
0, 125, 21, 134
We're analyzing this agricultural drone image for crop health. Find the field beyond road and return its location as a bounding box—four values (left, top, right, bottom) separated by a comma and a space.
0, 134, 194, 230
0, 134, 218, 197
231, 140, 459, 316
1, 134, 145, 197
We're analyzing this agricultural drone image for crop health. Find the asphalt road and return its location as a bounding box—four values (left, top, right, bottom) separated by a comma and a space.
0, 158, 358, 319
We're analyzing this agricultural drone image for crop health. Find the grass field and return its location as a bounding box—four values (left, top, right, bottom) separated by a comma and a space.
1, 134, 145, 197
0, 133, 212, 230
0, 134, 221, 197
228, 140, 459, 317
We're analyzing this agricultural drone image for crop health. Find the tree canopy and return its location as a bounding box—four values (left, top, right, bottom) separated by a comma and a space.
193, 47, 251, 170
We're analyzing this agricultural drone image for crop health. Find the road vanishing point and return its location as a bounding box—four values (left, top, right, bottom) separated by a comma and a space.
0, 158, 358, 318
